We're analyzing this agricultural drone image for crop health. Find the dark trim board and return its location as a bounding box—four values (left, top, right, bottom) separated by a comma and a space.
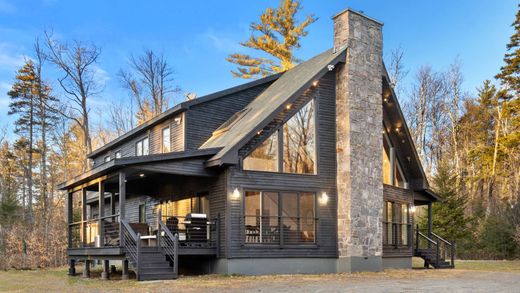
67, 247, 124, 257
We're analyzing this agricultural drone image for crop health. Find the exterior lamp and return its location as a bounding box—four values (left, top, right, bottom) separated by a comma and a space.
312, 80, 319, 87
139, 173, 145, 178
231, 188, 241, 200
410, 205, 416, 214
319, 192, 329, 205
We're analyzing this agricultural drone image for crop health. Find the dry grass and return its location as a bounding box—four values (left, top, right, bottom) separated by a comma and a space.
0, 260, 519, 292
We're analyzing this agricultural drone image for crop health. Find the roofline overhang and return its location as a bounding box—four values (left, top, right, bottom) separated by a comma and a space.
87, 73, 282, 159
414, 188, 441, 202
59, 148, 221, 191
205, 47, 348, 167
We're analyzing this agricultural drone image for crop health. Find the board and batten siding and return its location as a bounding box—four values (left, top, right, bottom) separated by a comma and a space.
185, 83, 273, 150
382, 184, 414, 258
92, 113, 185, 166
226, 72, 338, 258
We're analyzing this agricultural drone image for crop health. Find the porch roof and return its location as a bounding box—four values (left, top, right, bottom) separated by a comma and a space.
58, 148, 221, 191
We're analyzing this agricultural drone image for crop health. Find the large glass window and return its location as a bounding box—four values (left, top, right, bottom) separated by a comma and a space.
244, 99, 316, 174
283, 100, 316, 174
243, 132, 278, 172
382, 201, 410, 247
382, 131, 407, 187
162, 127, 171, 153
244, 190, 316, 245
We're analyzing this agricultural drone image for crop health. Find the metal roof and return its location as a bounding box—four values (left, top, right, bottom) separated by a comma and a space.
200, 47, 347, 165
87, 73, 281, 159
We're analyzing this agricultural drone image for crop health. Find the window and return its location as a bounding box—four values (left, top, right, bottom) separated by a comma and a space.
139, 204, 146, 223
104, 155, 110, 163
115, 151, 121, 159
283, 99, 316, 174
162, 127, 171, 153
244, 190, 316, 245
382, 131, 407, 187
243, 132, 278, 172
243, 99, 316, 174
136, 137, 149, 156
382, 201, 410, 247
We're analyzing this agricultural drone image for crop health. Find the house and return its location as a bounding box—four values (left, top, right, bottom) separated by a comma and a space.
58, 8, 454, 281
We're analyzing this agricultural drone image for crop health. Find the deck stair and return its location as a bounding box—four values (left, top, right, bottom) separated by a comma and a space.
414, 225, 455, 269
121, 220, 179, 281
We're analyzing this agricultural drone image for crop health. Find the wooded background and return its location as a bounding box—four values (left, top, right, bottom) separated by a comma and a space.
0, 1, 518, 269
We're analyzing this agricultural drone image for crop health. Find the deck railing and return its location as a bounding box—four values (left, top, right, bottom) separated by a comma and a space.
68, 214, 120, 248
160, 214, 220, 249
414, 225, 455, 268
244, 215, 318, 246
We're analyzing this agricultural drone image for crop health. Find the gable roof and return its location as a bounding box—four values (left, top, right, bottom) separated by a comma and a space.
200, 47, 348, 166
87, 73, 281, 159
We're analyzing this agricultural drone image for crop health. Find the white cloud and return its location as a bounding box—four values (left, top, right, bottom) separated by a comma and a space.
0, 52, 24, 68
203, 29, 243, 53
92, 65, 110, 85
0, 0, 15, 14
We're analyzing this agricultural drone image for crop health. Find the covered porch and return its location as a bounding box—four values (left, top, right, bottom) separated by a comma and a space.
60, 152, 222, 280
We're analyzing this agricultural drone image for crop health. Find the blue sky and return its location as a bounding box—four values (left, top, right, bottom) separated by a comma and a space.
0, 0, 517, 138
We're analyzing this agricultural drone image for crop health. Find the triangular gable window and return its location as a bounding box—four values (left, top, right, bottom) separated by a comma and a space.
243, 99, 316, 174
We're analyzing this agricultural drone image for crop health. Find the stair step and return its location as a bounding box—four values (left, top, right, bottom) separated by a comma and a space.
140, 263, 172, 269
138, 272, 177, 281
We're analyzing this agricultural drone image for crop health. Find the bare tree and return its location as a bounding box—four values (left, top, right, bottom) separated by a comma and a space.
119, 49, 179, 124
108, 100, 135, 137
387, 45, 409, 97
44, 31, 102, 171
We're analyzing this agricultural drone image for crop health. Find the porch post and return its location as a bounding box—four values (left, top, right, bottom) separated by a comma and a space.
427, 201, 433, 236
122, 259, 129, 280
119, 171, 126, 243
81, 189, 87, 247
67, 192, 73, 248
98, 181, 105, 247
67, 191, 75, 276
101, 260, 110, 280
110, 192, 116, 219
82, 260, 90, 278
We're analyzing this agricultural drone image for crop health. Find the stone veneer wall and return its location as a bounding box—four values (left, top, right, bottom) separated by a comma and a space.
334, 9, 384, 272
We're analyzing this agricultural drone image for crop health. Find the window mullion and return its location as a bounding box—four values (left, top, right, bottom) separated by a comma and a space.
279, 192, 283, 247
277, 129, 283, 172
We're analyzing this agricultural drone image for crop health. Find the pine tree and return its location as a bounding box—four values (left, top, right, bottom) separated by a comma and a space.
227, 0, 316, 79
8, 61, 38, 225
496, 4, 520, 94
422, 163, 471, 242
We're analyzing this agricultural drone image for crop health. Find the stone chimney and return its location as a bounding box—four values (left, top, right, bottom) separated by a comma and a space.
334, 9, 384, 272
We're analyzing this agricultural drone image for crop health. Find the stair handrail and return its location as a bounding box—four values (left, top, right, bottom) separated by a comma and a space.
121, 220, 141, 276
417, 230, 438, 246
430, 231, 455, 268
158, 219, 179, 277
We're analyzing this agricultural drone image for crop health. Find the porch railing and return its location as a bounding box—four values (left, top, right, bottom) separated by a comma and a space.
68, 214, 119, 248
159, 214, 220, 249
243, 215, 318, 246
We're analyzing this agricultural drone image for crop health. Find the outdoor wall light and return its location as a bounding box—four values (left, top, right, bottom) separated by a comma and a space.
231, 187, 241, 200
319, 192, 329, 205
410, 205, 416, 214
286, 104, 292, 110
312, 80, 319, 87
174, 117, 182, 124
139, 173, 145, 178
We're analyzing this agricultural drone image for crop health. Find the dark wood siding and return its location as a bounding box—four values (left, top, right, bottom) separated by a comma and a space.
185, 83, 272, 150
383, 184, 414, 258
227, 72, 337, 258
92, 114, 184, 166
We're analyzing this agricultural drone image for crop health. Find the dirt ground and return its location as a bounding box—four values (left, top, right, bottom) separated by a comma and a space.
0, 260, 519, 292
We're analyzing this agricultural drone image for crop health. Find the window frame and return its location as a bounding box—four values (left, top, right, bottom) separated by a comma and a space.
382, 200, 411, 248
242, 189, 318, 247
138, 204, 146, 223
242, 97, 318, 175
135, 136, 150, 156
162, 126, 171, 153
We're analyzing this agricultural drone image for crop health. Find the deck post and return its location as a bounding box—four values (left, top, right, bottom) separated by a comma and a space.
68, 259, 76, 276
81, 188, 87, 248
82, 260, 90, 278
67, 192, 73, 249
119, 172, 126, 244
427, 201, 433, 236
389, 147, 396, 186
101, 260, 110, 280
98, 181, 105, 247
122, 259, 129, 280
